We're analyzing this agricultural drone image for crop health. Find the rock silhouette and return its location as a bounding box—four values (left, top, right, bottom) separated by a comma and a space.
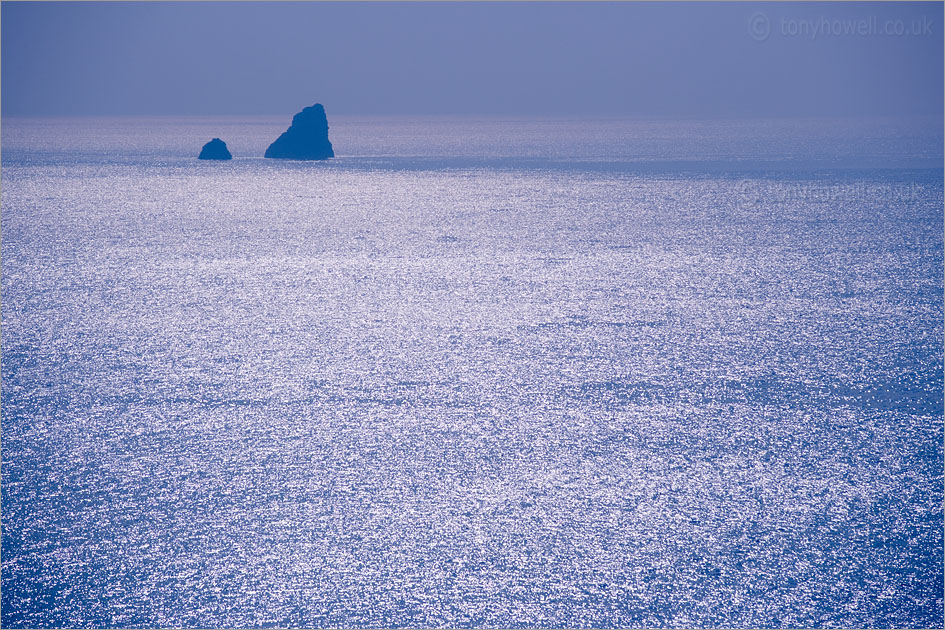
265, 104, 334, 160
198, 138, 232, 160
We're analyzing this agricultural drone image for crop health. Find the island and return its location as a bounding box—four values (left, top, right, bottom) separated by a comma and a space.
264, 104, 334, 160
198, 138, 232, 160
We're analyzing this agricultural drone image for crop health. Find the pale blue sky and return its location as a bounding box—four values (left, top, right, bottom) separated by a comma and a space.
2, 1, 942, 117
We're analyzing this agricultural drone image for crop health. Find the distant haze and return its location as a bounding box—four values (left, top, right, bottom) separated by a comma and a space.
2, 1, 942, 118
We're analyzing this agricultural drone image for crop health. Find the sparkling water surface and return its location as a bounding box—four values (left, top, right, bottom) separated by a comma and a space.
2, 117, 942, 628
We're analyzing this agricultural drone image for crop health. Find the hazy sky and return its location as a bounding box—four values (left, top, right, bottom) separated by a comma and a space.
2, 1, 942, 117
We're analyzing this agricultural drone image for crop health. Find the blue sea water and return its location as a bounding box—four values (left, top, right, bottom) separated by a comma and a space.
1, 116, 943, 628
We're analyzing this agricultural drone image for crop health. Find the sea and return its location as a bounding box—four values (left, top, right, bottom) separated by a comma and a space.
2, 115, 943, 628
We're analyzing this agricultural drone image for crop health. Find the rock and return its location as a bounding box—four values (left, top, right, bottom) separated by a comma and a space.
265, 104, 334, 160
198, 138, 232, 160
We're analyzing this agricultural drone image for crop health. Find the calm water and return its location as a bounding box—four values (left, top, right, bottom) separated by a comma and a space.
2, 116, 943, 628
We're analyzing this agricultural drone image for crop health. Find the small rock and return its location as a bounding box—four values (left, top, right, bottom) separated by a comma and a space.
198, 138, 232, 160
